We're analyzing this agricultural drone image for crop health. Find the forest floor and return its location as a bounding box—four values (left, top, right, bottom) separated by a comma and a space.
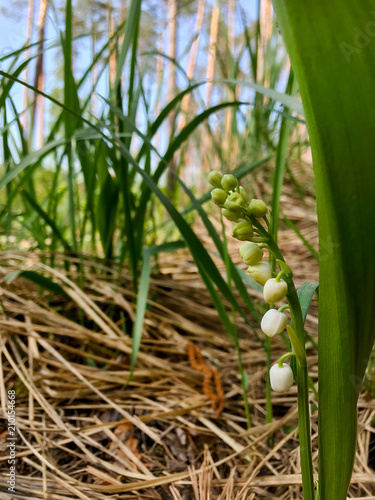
0, 165, 374, 499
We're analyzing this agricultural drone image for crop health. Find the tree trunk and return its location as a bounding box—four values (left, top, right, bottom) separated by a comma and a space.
107, 0, 116, 90
178, 0, 205, 130
205, 1, 219, 106
224, 0, 236, 166
200, 0, 220, 188
257, 0, 273, 85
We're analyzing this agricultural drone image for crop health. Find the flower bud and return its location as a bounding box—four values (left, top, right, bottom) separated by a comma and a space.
261, 309, 288, 337
249, 199, 268, 217
232, 221, 253, 241
211, 188, 227, 206
239, 242, 263, 265
208, 171, 223, 188
247, 262, 272, 285
221, 174, 238, 192
222, 208, 241, 222
239, 186, 248, 203
270, 363, 294, 393
224, 192, 244, 211
263, 278, 288, 303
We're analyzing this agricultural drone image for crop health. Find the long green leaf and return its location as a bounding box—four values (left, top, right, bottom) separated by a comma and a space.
270, 68, 298, 243
128, 240, 185, 377
272, 2, 375, 498
3, 271, 68, 297
21, 190, 72, 251
113, 0, 142, 95
129, 248, 151, 378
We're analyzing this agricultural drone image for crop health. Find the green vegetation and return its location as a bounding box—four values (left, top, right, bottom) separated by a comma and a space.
0, 1, 374, 499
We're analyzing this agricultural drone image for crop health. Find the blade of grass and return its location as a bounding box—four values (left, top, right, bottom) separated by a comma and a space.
63, 0, 77, 252
282, 213, 319, 261
270, 68, 298, 243
3, 270, 68, 297
20, 190, 72, 251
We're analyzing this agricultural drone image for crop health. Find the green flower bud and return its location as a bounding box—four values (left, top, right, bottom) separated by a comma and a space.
208, 171, 223, 188
249, 199, 268, 218
239, 242, 263, 265
247, 262, 272, 285
232, 220, 254, 241
224, 192, 244, 211
263, 278, 288, 303
221, 174, 238, 192
211, 188, 227, 206
222, 208, 241, 222
239, 186, 248, 204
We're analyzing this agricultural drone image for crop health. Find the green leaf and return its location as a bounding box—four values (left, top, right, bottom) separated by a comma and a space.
21, 190, 72, 251
216, 78, 304, 115
0, 138, 69, 190
297, 281, 319, 324
282, 214, 319, 261
113, 0, 142, 95
127, 240, 185, 378
287, 325, 306, 368
97, 173, 119, 259
129, 248, 151, 379
3, 271, 68, 297
272, 2, 375, 498
176, 174, 260, 323
270, 68, 298, 243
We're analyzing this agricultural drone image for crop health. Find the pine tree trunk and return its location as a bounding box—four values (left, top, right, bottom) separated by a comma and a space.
224, 0, 236, 166
257, 0, 273, 85
205, 1, 219, 106
107, 0, 116, 89
200, 1, 219, 188
178, 0, 205, 130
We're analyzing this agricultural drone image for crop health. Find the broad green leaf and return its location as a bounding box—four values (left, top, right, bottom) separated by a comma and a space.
272, 2, 375, 499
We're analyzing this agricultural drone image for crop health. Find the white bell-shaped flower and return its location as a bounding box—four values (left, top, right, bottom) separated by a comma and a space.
270, 363, 294, 393
263, 278, 288, 303
261, 309, 288, 337
247, 262, 272, 285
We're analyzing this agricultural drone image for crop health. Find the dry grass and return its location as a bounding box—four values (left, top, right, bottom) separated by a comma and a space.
0, 164, 374, 498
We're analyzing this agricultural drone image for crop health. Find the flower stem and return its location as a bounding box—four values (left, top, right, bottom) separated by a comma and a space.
278, 351, 295, 367
251, 217, 315, 500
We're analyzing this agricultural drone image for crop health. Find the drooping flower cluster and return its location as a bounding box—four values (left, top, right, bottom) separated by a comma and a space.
209, 170, 295, 394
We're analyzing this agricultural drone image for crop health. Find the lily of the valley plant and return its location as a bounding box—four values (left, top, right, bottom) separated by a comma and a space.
208, 171, 313, 499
